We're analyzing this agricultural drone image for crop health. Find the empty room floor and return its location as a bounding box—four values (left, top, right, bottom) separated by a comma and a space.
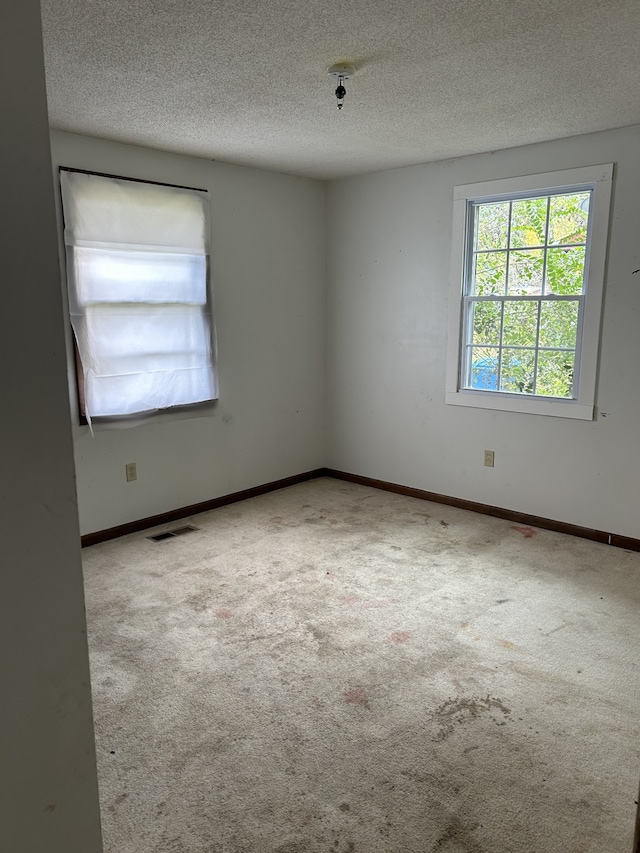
82, 478, 640, 853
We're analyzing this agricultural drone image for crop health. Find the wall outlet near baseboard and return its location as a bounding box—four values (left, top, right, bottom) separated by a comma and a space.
484, 450, 495, 468
125, 462, 137, 482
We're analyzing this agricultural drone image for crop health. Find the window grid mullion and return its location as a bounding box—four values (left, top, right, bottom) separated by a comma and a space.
541, 195, 550, 296
462, 296, 473, 387
462, 201, 479, 388
497, 200, 511, 389
532, 301, 542, 394
504, 200, 513, 297
480, 343, 576, 352
466, 294, 584, 303
497, 299, 506, 390
532, 198, 551, 394
473, 241, 586, 256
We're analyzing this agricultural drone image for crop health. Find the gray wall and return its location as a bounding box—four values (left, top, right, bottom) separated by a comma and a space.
51, 132, 327, 536
326, 124, 640, 538
0, 3, 102, 852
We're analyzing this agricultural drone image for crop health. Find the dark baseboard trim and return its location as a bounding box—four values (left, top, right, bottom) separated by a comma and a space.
81, 465, 640, 554
324, 468, 640, 553
81, 468, 326, 547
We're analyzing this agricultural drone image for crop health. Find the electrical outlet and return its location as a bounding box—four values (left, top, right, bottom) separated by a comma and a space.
125, 462, 137, 482
484, 450, 495, 468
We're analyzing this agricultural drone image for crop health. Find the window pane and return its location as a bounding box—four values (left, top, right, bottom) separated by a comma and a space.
473, 251, 507, 295
469, 346, 499, 390
471, 300, 502, 345
545, 246, 586, 295
549, 192, 589, 245
475, 202, 509, 250
502, 300, 538, 347
500, 348, 535, 394
539, 300, 579, 348
508, 249, 544, 295
510, 197, 547, 248
536, 349, 575, 398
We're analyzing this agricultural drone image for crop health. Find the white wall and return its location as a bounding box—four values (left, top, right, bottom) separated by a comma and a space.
326, 124, 640, 538
0, 4, 102, 852
49, 126, 640, 539
51, 132, 326, 535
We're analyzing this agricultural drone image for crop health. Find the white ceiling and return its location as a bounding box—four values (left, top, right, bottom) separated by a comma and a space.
41, 0, 640, 180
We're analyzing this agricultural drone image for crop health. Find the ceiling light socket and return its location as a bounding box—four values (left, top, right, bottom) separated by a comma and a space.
327, 63, 356, 80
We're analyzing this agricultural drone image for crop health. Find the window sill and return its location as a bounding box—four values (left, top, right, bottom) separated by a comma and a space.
445, 389, 594, 420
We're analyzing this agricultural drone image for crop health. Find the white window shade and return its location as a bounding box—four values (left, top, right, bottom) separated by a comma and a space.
62, 171, 206, 249
73, 248, 207, 305
61, 170, 217, 420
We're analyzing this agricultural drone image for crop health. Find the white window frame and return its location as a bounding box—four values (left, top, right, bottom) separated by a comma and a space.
445, 164, 613, 420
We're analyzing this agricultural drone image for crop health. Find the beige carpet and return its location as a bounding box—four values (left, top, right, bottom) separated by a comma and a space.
82, 478, 640, 852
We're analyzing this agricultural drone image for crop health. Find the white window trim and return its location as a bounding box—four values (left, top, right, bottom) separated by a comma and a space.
445, 164, 613, 420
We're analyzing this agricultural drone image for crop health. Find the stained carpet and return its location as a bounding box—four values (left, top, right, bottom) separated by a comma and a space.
82, 478, 640, 852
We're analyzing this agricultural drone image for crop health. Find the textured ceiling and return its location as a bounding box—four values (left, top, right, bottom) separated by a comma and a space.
41, 0, 640, 179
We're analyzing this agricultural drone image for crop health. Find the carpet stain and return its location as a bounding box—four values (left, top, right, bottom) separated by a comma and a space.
512, 525, 537, 538
542, 621, 573, 637
215, 608, 233, 618
432, 816, 482, 851
501, 639, 515, 650
186, 594, 209, 613
344, 688, 370, 709
431, 695, 511, 741
440, 520, 449, 527
389, 630, 412, 644
275, 842, 307, 853
339, 802, 351, 812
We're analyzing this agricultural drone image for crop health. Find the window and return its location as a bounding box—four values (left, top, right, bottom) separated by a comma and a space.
60, 169, 218, 423
446, 165, 613, 419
